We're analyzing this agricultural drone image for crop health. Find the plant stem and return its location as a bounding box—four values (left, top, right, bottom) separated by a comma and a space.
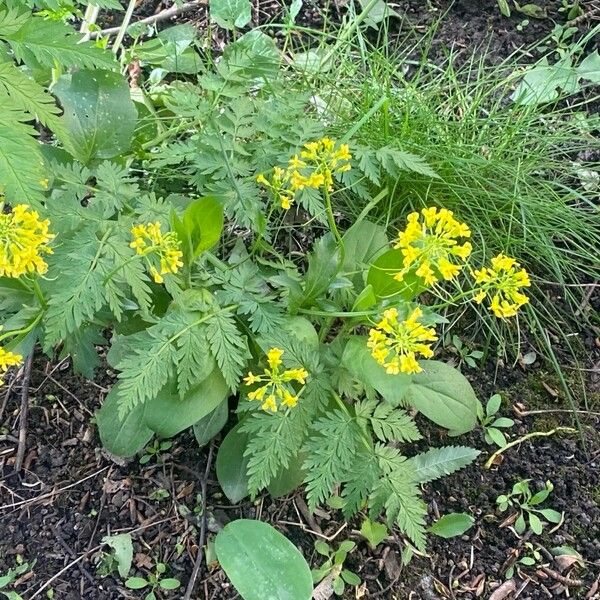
484, 427, 577, 469
112, 0, 137, 55
323, 186, 345, 265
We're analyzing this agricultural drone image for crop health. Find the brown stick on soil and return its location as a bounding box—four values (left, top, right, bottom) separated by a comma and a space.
88, 0, 205, 38
14, 351, 34, 473
182, 441, 215, 600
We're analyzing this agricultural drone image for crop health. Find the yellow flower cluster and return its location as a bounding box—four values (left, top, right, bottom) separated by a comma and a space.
394, 207, 472, 287
0, 346, 22, 386
244, 348, 309, 413
130, 222, 183, 284
367, 307, 437, 375
473, 254, 531, 318
256, 137, 352, 210
0, 204, 54, 278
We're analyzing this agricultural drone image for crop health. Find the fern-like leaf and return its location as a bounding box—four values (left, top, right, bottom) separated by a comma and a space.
2, 15, 115, 70
303, 410, 361, 511
408, 446, 480, 484
369, 403, 421, 443
0, 61, 62, 131
205, 310, 249, 390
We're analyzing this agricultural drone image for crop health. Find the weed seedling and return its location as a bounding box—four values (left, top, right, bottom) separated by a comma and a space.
505, 542, 544, 579
312, 540, 361, 596
445, 334, 484, 370
125, 563, 180, 599
0, 559, 33, 600
497, 480, 562, 535
478, 394, 514, 447
140, 440, 173, 465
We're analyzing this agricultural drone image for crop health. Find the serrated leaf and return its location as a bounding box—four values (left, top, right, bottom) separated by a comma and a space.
428, 513, 474, 538
210, 0, 252, 30
375, 146, 439, 179
409, 446, 480, 483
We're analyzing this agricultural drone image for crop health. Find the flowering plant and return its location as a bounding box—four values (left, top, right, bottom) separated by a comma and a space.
0, 16, 531, 552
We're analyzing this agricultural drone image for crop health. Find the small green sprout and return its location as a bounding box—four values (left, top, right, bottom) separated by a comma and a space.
140, 440, 173, 465
312, 540, 361, 596
496, 480, 562, 535
125, 562, 180, 600
0, 560, 33, 600
478, 394, 514, 447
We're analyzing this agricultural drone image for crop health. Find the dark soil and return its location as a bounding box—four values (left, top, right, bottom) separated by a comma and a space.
1, 350, 599, 599
2, 3, 600, 600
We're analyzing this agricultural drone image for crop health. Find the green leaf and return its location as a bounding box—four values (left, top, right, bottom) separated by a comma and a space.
367, 249, 425, 300
182, 196, 224, 258
359, 518, 388, 549
215, 520, 313, 600
0, 62, 62, 131
143, 369, 229, 438
528, 512, 543, 535
1, 15, 115, 70
365, 401, 421, 443
577, 51, 600, 84
341, 336, 411, 405
428, 513, 474, 538
409, 446, 480, 483
210, 0, 252, 29
375, 146, 438, 179
539, 508, 562, 523
54, 70, 138, 164
342, 220, 388, 285
497, 0, 511, 16
102, 533, 133, 578
487, 427, 507, 448
0, 117, 46, 206
486, 394, 502, 416
216, 422, 250, 503
267, 452, 305, 498
491, 417, 514, 428
96, 385, 153, 457
516, 3, 546, 18
159, 578, 180, 590
125, 577, 149, 590
289, 234, 340, 313
193, 399, 229, 447
405, 361, 479, 433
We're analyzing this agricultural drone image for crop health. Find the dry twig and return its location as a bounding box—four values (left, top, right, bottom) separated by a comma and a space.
14, 351, 34, 473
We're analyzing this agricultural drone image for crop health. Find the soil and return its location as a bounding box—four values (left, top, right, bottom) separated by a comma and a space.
2, 2, 600, 600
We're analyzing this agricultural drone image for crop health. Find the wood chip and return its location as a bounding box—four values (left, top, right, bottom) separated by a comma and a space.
489, 579, 517, 600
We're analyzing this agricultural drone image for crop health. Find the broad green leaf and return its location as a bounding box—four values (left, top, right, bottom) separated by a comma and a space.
193, 399, 229, 447
282, 317, 319, 349
102, 533, 133, 578
210, 0, 252, 30
428, 513, 474, 538
341, 336, 410, 405
183, 196, 224, 258
159, 578, 180, 590
342, 220, 388, 286
144, 368, 228, 438
54, 70, 138, 164
215, 520, 313, 600
539, 508, 562, 523
577, 51, 600, 84
96, 385, 153, 457
497, 0, 511, 16
352, 285, 377, 312
367, 249, 425, 300
405, 361, 479, 433
487, 427, 507, 448
409, 446, 480, 483
486, 393, 502, 416
216, 422, 250, 503
267, 452, 305, 498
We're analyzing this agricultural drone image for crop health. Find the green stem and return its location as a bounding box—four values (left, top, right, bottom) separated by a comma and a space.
323, 186, 345, 265
484, 427, 576, 469
32, 279, 47, 309
0, 311, 44, 344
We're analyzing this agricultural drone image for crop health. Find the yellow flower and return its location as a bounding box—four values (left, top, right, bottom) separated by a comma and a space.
244, 348, 309, 412
295, 137, 352, 192
0, 346, 22, 386
0, 204, 55, 278
256, 167, 295, 210
367, 307, 438, 375
130, 221, 183, 284
472, 254, 531, 318
394, 207, 472, 287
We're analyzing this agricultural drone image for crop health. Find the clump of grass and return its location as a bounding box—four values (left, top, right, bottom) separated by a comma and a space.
299, 32, 599, 356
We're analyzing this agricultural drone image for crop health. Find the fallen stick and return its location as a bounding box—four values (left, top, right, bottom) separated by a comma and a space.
14, 351, 34, 473
182, 441, 214, 600
88, 1, 205, 38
